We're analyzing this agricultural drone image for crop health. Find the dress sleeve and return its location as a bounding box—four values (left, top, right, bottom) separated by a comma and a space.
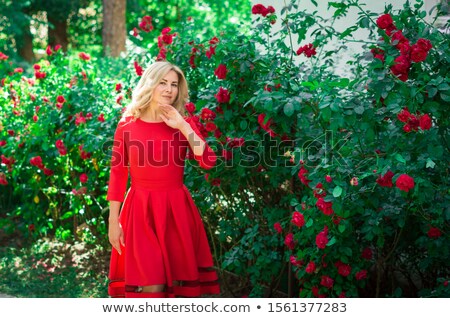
184, 117, 217, 170
106, 120, 129, 202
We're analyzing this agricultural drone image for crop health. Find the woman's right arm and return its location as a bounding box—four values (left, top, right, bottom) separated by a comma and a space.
106, 120, 129, 254
108, 201, 124, 255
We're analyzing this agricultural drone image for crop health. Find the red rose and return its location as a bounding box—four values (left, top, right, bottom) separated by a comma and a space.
79, 173, 88, 183
214, 64, 228, 80
291, 211, 305, 228
320, 275, 334, 289
376, 13, 394, 30
316, 197, 333, 216
296, 44, 316, 57
397, 107, 411, 122
115, 83, 122, 92
417, 38, 432, 51
361, 247, 373, 260
338, 265, 351, 277
201, 108, 216, 121
46, 45, 52, 56
55, 139, 65, 149
134, 61, 143, 76
98, 113, 105, 122
138, 15, 153, 32
215, 87, 230, 103
411, 44, 428, 62
376, 170, 394, 187
305, 261, 316, 274
419, 114, 432, 130
0, 172, 8, 185
43, 168, 54, 176
273, 222, 282, 234
185, 102, 196, 114
297, 166, 311, 186
252, 4, 268, 16
78, 52, 91, 61
57, 95, 65, 103
355, 270, 367, 280
284, 233, 295, 250
427, 227, 442, 238
205, 122, 217, 132
315, 226, 329, 249
54, 44, 62, 52
290, 256, 303, 267
30, 156, 44, 169
395, 174, 415, 192
0, 52, 9, 60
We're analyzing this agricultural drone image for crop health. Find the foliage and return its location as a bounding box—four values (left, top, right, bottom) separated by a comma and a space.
0, 237, 109, 297
0, 0, 449, 298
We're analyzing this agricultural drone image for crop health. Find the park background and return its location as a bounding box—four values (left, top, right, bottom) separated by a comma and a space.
0, 0, 449, 298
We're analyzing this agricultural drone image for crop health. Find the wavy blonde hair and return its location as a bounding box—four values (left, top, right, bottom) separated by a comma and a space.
123, 61, 188, 119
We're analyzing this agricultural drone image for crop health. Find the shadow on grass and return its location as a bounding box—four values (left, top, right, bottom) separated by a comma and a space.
0, 237, 109, 298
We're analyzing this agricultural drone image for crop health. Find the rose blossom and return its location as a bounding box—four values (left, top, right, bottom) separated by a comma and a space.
273, 222, 282, 234
427, 227, 442, 238
305, 261, 316, 274
395, 174, 415, 192
214, 64, 228, 80
419, 114, 432, 130
285, 233, 295, 250
376, 170, 394, 187
320, 275, 334, 289
376, 13, 394, 30
215, 87, 230, 103
291, 211, 305, 228
316, 226, 329, 249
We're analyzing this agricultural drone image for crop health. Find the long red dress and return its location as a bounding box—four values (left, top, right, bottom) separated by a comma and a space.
106, 116, 220, 298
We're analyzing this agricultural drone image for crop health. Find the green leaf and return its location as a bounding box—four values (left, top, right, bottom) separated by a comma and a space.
338, 224, 346, 233
240, 120, 248, 130
394, 153, 406, 164
327, 237, 336, 246
310, 0, 318, 7
354, 105, 364, 114
284, 103, 295, 116
426, 158, 436, 169
333, 186, 343, 198
290, 198, 298, 207
305, 218, 313, 228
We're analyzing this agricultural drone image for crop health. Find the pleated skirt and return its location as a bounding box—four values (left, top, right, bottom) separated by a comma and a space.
108, 184, 220, 298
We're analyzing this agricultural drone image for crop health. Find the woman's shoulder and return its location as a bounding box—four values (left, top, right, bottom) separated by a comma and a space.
116, 115, 135, 129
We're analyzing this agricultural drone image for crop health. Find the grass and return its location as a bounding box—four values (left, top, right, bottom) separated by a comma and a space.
0, 235, 109, 298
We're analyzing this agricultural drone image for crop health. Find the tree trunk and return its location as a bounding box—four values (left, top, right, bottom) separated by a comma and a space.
16, 19, 35, 62
48, 17, 69, 52
102, 0, 126, 57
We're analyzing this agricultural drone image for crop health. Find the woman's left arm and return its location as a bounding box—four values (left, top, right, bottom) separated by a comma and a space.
159, 104, 216, 169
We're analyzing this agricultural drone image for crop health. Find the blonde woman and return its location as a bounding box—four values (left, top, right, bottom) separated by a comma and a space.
107, 61, 219, 298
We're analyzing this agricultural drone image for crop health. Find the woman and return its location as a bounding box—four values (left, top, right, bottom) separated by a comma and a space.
107, 61, 219, 298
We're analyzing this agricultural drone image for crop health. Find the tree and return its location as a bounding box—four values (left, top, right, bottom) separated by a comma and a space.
102, 0, 126, 57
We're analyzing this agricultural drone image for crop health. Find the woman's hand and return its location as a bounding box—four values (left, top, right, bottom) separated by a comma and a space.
108, 219, 125, 255
159, 103, 186, 130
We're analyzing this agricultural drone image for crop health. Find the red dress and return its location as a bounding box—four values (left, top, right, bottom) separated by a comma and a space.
106, 116, 220, 298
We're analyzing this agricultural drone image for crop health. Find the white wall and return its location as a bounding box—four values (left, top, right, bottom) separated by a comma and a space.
250, 0, 442, 74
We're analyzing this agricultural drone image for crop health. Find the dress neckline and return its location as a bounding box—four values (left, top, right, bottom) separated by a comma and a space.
137, 118, 165, 124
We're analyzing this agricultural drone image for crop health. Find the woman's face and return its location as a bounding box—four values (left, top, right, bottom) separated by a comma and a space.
152, 70, 179, 106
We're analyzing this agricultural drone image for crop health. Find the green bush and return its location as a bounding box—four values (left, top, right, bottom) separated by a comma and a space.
1, 0, 448, 297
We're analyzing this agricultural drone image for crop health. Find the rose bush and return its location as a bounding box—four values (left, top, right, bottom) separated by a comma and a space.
1, 0, 448, 297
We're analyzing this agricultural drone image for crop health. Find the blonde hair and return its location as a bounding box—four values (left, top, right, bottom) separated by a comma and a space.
123, 61, 188, 119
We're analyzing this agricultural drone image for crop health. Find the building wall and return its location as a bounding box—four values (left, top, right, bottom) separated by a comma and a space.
250, 0, 443, 74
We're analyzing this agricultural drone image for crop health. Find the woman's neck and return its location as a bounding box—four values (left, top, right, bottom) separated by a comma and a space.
141, 104, 161, 121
